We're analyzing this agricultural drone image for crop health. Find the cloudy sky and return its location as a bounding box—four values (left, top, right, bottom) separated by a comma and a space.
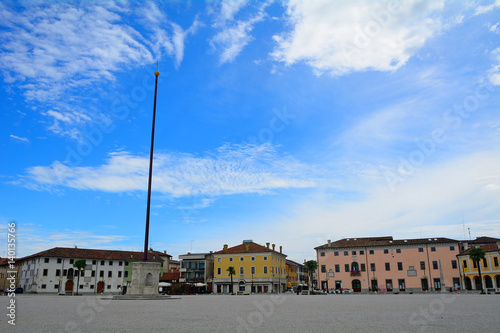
0, 0, 499, 263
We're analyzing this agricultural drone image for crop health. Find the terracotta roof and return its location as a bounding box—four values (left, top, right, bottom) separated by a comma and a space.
18, 247, 167, 262
315, 236, 459, 250
160, 267, 180, 281
459, 243, 499, 255
286, 259, 303, 267
214, 242, 286, 256
464, 236, 500, 244
0, 258, 10, 266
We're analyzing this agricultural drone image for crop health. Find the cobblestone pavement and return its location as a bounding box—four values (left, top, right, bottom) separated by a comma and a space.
1, 293, 499, 332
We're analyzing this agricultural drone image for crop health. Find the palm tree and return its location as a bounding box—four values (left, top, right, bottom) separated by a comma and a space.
304, 260, 318, 294
469, 247, 485, 293
227, 266, 236, 294
73, 259, 87, 295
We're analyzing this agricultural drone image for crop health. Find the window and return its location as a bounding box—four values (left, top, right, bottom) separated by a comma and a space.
217, 268, 221, 275
101, 261, 105, 265
321, 265, 326, 273
385, 263, 391, 271
473, 260, 477, 268
396, 249, 401, 254
109, 261, 113, 266
335, 264, 340, 272
43, 269, 48, 276
79, 285, 84, 289
229, 258, 233, 262
494, 257, 499, 267
90, 285, 94, 289
118, 271, 122, 278
432, 261, 438, 269
344, 251, 348, 256
119, 261, 123, 266
56, 269, 61, 277
217, 258, 221, 262
100, 270, 104, 278
44, 258, 50, 263
57, 258, 62, 264
418, 248, 424, 252
124, 271, 128, 278
92, 260, 97, 265
431, 247, 436, 252
107, 285, 111, 290
70, 259, 74, 264
352, 251, 356, 255
397, 262, 403, 271
263, 256, 268, 261
345, 264, 349, 272
54, 285, 59, 289
91, 270, 95, 277
483, 258, 488, 268
263, 266, 268, 274
334, 252, 339, 256
240, 267, 244, 274
450, 246, 455, 251
384, 249, 389, 254
370, 263, 376, 271
108, 271, 112, 278
360, 263, 366, 272
251, 257, 255, 261
321, 252, 325, 257
451, 260, 457, 269
420, 261, 425, 270
463, 260, 467, 268
41, 284, 46, 289
63, 269, 67, 276
251, 267, 255, 274
360, 250, 364, 255
125, 262, 129, 266
369, 250, 374, 255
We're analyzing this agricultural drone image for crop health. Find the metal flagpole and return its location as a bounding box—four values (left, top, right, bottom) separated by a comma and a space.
143, 63, 160, 262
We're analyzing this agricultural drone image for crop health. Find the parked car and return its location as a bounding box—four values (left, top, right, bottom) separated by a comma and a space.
4, 287, 23, 295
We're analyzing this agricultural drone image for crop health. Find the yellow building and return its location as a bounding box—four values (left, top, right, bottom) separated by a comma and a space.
213, 240, 286, 294
458, 243, 500, 292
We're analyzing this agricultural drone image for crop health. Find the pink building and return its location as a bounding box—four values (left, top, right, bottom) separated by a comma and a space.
315, 236, 461, 293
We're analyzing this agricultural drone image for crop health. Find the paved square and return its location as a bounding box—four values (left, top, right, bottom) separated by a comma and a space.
1, 293, 499, 332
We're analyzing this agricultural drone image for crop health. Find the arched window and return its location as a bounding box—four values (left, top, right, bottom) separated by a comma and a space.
239, 281, 245, 292
351, 262, 360, 276
145, 273, 153, 286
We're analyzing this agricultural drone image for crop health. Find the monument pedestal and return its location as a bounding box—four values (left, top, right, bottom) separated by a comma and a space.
128, 261, 161, 295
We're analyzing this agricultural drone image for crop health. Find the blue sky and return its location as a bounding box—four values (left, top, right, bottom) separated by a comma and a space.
0, 0, 499, 263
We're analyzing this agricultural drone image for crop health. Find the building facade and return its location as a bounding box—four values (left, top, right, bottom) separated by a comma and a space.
213, 240, 287, 294
16, 247, 168, 294
179, 252, 214, 293
315, 236, 461, 293
286, 259, 306, 290
457, 243, 500, 292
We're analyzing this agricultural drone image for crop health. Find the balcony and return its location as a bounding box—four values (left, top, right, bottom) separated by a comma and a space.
350, 272, 361, 277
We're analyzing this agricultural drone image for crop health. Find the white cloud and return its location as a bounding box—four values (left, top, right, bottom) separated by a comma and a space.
22, 143, 315, 198
10, 134, 30, 143
488, 47, 500, 85
210, 2, 269, 64
272, 0, 444, 75
474, 0, 500, 15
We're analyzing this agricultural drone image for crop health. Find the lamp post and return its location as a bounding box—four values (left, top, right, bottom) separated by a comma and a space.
143, 65, 160, 262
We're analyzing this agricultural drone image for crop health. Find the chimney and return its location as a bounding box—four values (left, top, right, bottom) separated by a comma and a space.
266, 243, 270, 248
245, 243, 250, 252
272, 244, 275, 251
280, 246, 282, 254
223, 244, 228, 252
327, 239, 331, 247
164, 250, 167, 254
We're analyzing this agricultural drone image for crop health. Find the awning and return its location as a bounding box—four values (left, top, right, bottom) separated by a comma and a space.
158, 282, 171, 287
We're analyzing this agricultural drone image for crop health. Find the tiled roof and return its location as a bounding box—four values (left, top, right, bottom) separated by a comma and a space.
214, 242, 286, 256
18, 247, 167, 262
465, 236, 500, 244
0, 258, 10, 266
286, 259, 303, 267
459, 243, 499, 255
315, 236, 459, 250
160, 267, 180, 281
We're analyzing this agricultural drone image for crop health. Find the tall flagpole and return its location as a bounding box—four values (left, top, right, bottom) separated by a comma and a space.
143, 63, 160, 262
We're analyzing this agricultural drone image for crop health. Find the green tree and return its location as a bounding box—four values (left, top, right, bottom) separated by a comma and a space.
469, 248, 485, 293
304, 260, 318, 294
227, 266, 236, 294
73, 259, 87, 295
